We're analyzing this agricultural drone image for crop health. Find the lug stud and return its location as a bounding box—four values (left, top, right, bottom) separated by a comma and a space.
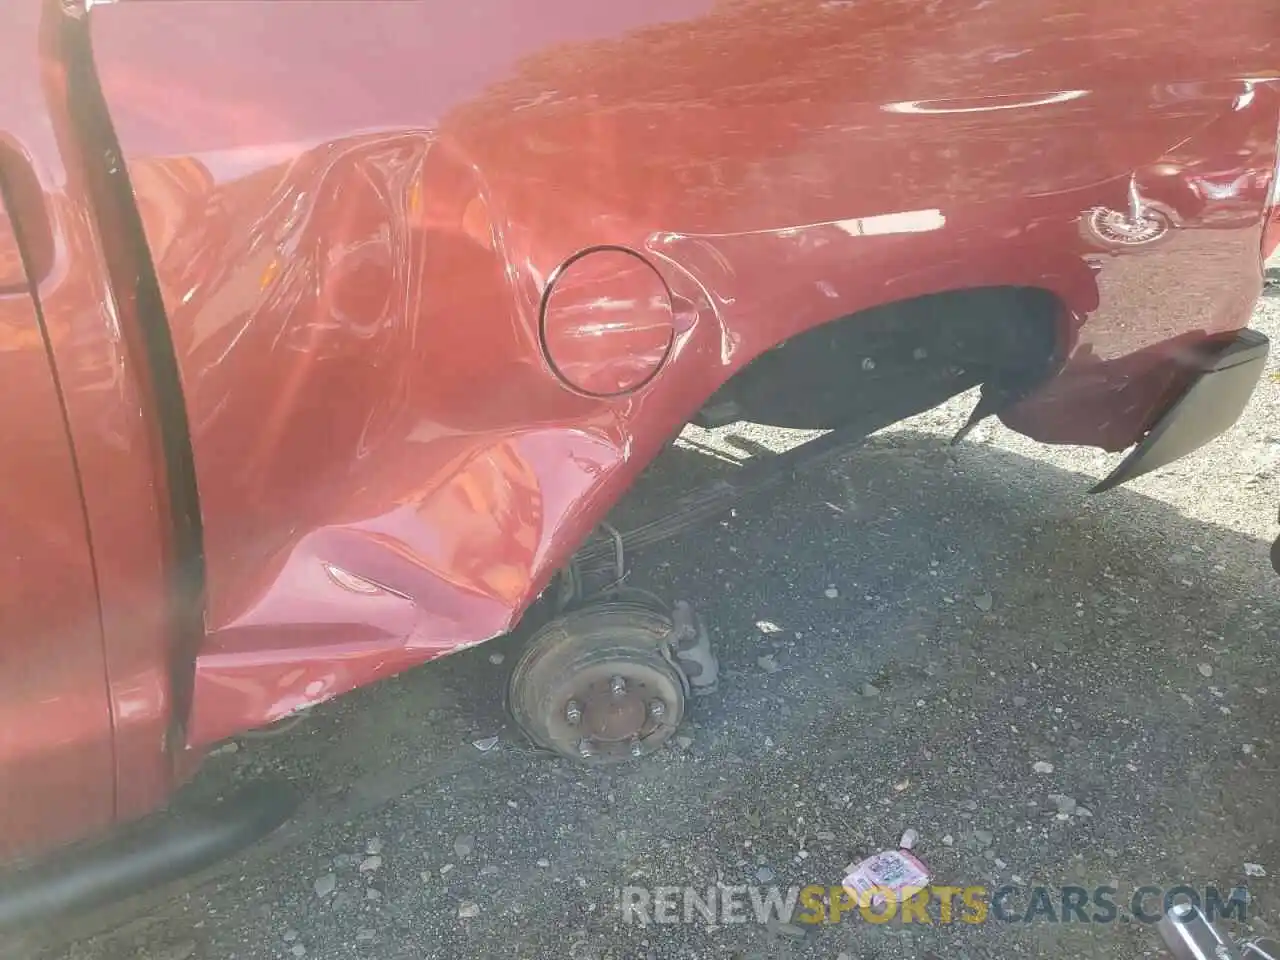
610, 676, 627, 697
565, 699, 583, 725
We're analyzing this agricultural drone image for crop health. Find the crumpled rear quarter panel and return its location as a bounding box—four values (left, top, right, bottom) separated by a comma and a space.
89, 0, 1279, 745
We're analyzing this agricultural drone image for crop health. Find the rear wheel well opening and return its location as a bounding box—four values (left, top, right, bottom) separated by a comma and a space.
694, 286, 1064, 432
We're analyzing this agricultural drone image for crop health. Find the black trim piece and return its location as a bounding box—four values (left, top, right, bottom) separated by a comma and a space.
0, 780, 295, 932
1091, 329, 1269, 493
56, 10, 206, 733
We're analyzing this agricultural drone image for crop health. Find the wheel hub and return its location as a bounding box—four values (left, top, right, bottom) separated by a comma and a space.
550, 664, 675, 760
582, 679, 646, 738
507, 600, 690, 764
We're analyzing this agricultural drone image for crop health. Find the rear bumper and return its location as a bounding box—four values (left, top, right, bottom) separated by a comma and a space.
1091, 328, 1269, 493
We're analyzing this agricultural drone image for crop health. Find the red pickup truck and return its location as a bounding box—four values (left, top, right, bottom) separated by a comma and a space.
0, 0, 1277, 930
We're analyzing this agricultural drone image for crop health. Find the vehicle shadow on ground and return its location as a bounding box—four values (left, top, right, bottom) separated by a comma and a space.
37, 429, 1280, 960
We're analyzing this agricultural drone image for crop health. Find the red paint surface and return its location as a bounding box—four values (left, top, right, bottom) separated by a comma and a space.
0, 209, 114, 863
84, 0, 1278, 749
0, 193, 25, 291
0, 0, 187, 855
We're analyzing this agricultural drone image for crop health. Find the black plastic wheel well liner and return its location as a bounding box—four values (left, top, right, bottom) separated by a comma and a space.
707, 285, 1063, 431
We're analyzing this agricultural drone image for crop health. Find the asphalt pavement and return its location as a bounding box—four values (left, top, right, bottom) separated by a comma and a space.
32, 278, 1280, 960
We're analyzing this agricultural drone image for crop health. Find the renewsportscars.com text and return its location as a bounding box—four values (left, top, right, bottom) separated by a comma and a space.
619, 884, 1248, 927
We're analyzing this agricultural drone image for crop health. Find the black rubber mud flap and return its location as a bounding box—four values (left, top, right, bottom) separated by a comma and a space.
1092, 329, 1269, 493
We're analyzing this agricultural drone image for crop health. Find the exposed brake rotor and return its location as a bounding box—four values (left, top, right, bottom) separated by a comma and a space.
507, 597, 714, 763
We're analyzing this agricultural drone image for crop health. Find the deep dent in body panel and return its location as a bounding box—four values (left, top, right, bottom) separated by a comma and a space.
84, 1, 1280, 747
